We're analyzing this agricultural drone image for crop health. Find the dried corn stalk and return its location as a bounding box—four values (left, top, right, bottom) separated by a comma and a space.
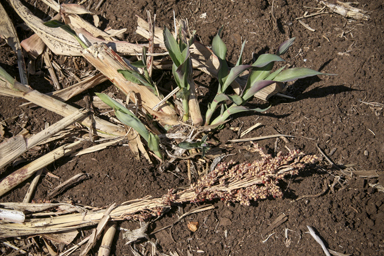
0, 66, 126, 137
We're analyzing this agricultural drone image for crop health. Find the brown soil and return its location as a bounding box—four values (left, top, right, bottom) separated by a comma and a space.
1, 0, 384, 255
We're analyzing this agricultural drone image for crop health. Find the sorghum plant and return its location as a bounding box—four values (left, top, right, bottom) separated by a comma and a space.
205, 30, 329, 126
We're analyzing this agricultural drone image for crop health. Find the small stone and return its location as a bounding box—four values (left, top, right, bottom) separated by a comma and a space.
364, 150, 369, 156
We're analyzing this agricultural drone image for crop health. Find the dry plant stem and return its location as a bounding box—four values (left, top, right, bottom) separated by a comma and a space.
152, 87, 179, 111
47, 173, 90, 199
51, 73, 108, 101
316, 144, 341, 169
23, 168, 44, 203
307, 225, 331, 256
240, 123, 262, 138
2, 241, 27, 254
42, 237, 57, 255
228, 134, 294, 143
0, 108, 89, 169
150, 205, 214, 235
0, 202, 80, 213
0, 2, 28, 84
43, 50, 61, 90
328, 249, 351, 256
146, 11, 155, 78
98, 224, 117, 256
80, 203, 116, 256
72, 137, 124, 157
0, 79, 126, 137
321, 1, 370, 20
262, 213, 287, 236
188, 79, 203, 126
136, 16, 164, 48
94, 0, 105, 11
299, 20, 316, 32
60, 236, 90, 256
82, 44, 177, 119
0, 147, 317, 238
0, 141, 81, 197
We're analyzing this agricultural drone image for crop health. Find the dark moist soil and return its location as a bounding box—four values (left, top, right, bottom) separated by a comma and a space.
1, 0, 384, 255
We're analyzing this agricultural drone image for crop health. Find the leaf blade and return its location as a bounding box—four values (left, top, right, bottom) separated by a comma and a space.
212, 27, 227, 60
273, 68, 326, 82
243, 80, 275, 101
277, 38, 295, 55
163, 26, 182, 66
221, 65, 251, 92
252, 54, 284, 68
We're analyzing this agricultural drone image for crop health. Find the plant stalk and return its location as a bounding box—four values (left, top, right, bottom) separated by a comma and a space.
182, 96, 190, 122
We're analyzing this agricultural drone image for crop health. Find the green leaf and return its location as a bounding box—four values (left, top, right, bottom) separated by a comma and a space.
178, 141, 200, 149
118, 70, 153, 90
217, 60, 229, 86
177, 135, 209, 157
44, 20, 66, 28
142, 47, 147, 67
221, 65, 251, 92
96, 93, 151, 142
210, 105, 248, 125
273, 68, 325, 82
226, 105, 250, 115
119, 70, 144, 85
212, 27, 227, 60
236, 40, 247, 66
277, 38, 295, 55
205, 93, 229, 125
163, 27, 182, 66
95, 93, 131, 115
228, 94, 244, 105
250, 105, 271, 112
242, 80, 275, 101
115, 109, 150, 142
252, 54, 284, 68
265, 65, 286, 80
148, 133, 162, 159
213, 93, 230, 103
0, 65, 16, 86
130, 60, 146, 68
210, 104, 270, 125
245, 62, 274, 92
174, 49, 191, 90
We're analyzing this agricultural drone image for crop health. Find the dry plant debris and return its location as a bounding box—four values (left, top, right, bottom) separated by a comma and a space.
0, 145, 318, 241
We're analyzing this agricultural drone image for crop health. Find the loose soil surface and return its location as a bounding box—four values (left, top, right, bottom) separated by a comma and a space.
1, 0, 384, 255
